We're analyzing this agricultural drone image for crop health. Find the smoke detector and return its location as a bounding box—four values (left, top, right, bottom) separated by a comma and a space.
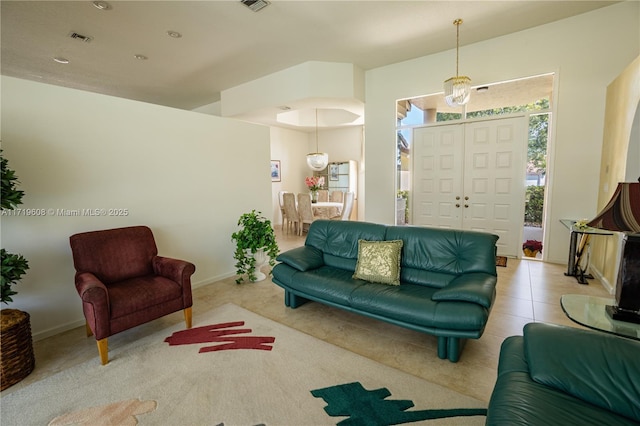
240, 0, 270, 12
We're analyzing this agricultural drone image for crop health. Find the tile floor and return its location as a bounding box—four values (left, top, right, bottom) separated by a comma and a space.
2, 228, 611, 403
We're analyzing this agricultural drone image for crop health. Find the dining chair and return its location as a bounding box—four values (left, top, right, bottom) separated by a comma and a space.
332, 191, 355, 221
317, 189, 329, 202
297, 193, 320, 235
282, 192, 299, 234
278, 191, 289, 230
330, 191, 344, 203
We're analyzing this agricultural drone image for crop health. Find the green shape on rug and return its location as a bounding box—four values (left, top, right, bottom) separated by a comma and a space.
311, 382, 487, 425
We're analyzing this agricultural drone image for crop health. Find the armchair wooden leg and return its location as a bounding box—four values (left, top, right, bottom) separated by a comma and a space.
97, 338, 108, 365
85, 322, 93, 337
184, 307, 192, 329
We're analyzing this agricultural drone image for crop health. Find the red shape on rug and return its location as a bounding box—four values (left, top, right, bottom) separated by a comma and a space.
164, 321, 275, 352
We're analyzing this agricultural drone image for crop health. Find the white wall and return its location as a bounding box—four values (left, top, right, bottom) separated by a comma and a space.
364, 2, 640, 264
1, 76, 272, 340
192, 100, 221, 116
269, 126, 309, 224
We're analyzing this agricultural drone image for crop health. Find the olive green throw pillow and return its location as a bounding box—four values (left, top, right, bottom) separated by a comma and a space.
353, 239, 403, 285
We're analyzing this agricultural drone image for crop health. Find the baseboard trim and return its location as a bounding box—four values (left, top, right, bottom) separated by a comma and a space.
589, 265, 615, 295
192, 272, 236, 289
32, 318, 87, 342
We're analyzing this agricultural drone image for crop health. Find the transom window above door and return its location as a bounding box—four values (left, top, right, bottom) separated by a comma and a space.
397, 73, 554, 125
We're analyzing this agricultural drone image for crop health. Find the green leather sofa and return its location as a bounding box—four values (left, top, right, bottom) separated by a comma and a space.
271, 220, 499, 362
486, 323, 640, 425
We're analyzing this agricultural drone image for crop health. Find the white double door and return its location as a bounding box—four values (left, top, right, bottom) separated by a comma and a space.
412, 116, 527, 257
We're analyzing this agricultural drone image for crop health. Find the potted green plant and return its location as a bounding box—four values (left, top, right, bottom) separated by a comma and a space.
1, 149, 34, 390
522, 239, 543, 258
231, 210, 279, 283
1, 250, 29, 305
1, 149, 29, 302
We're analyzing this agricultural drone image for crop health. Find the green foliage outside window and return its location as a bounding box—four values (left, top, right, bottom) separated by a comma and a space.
397, 190, 409, 224
525, 185, 545, 226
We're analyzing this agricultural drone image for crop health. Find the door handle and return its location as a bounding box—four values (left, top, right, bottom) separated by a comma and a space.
456, 196, 461, 200
464, 204, 469, 208
456, 204, 460, 208
464, 196, 469, 200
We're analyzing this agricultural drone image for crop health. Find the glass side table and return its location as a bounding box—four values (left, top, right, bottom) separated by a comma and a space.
561, 294, 640, 341
560, 219, 613, 284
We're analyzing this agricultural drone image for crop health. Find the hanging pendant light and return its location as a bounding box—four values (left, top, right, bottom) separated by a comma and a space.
444, 19, 471, 107
306, 109, 329, 171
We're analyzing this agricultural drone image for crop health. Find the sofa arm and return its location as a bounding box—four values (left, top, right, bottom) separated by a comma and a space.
152, 256, 196, 285
75, 272, 110, 339
276, 246, 324, 272
525, 323, 640, 423
431, 273, 496, 308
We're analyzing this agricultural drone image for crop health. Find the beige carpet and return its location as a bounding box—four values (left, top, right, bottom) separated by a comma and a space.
1, 303, 487, 425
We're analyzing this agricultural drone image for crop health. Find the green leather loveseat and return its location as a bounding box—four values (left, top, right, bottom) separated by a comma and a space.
271, 220, 499, 362
486, 323, 640, 425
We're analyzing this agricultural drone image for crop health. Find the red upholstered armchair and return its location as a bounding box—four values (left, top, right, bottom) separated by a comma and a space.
69, 226, 195, 365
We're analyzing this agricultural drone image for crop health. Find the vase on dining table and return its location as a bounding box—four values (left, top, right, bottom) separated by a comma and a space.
310, 190, 318, 203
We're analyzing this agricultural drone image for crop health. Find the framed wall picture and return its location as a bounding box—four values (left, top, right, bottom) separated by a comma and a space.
329, 164, 339, 181
271, 160, 281, 182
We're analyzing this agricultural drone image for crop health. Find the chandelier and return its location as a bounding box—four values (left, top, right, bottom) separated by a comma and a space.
306, 109, 329, 171
443, 19, 471, 107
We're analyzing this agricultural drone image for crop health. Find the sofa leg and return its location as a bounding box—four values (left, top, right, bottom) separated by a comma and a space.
447, 337, 467, 363
184, 307, 193, 329
437, 336, 448, 359
288, 292, 309, 309
97, 338, 108, 365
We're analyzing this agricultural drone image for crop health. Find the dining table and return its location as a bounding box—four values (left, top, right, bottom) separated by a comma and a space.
312, 201, 343, 219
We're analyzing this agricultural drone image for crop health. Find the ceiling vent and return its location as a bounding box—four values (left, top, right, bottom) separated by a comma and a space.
240, 0, 270, 12
68, 32, 93, 43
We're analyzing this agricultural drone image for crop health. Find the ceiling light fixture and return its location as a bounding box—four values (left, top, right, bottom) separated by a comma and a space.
306, 109, 329, 171
53, 57, 70, 64
92, 1, 112, 11
443, 19, 471, 107
167, 30, 182, 39
134, 54, 148, 60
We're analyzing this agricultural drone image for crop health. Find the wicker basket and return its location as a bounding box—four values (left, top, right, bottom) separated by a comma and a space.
1, 309, 35, 391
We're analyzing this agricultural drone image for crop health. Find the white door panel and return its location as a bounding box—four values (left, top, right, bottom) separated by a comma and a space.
412, 124, 464, 229
463, 118, 526, 257
412, 117, 527, 256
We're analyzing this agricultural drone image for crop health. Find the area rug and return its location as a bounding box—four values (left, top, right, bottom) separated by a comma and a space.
0, 303, 487, 425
